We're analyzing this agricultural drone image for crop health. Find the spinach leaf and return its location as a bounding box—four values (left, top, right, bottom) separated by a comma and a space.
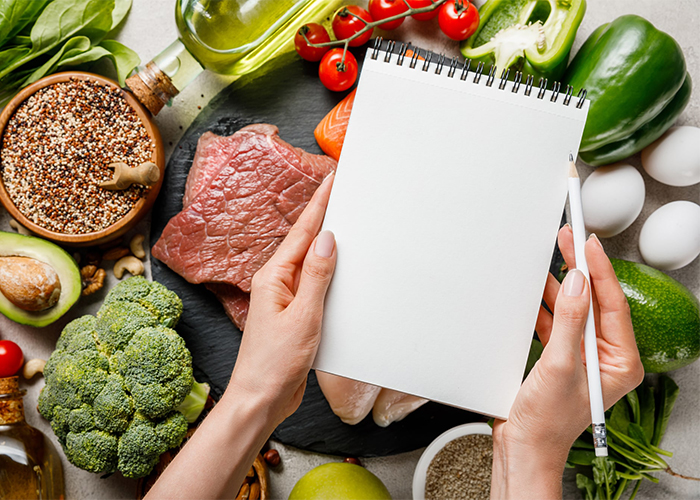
625, 390, 640, 425
652, 375, 679, 447
592, 457, 617, 499
110, 0, 132, 31
636, 383, 655, 443
0, 0, 50, 48
24, 35, 91, 85
608, 398, 631, 434
55, 39, 139, 86
98, 39, 139, 85
568, 448, 596, 466
0, 0, 114, 81
0, 44, 29, 69
576, 473, 598, 500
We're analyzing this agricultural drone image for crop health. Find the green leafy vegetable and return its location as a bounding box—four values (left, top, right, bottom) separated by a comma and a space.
652, 375, 679, 447
0, 0, 139, 105
570, 375, 699, 499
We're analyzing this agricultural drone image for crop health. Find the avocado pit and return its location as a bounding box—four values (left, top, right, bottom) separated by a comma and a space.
0, 256, 61, 311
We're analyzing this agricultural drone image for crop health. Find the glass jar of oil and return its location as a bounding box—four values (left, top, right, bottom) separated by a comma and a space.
127, 0, 343, 114
0, 377, 65, 500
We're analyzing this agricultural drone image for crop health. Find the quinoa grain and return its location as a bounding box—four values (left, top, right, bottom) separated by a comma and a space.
0, 78, 154, 234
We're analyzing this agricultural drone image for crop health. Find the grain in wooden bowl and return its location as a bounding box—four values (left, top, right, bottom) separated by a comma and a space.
0, 72, 164, 247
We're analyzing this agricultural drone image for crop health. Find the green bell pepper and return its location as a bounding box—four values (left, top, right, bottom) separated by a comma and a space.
565, 15, 690, 166
460, 0, 586, 83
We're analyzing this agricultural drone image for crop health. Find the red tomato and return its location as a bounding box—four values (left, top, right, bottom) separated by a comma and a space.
369, 0, 409, 30
332, 6, 374, 47
319, 49, 359, 92
406, 0, 440, 21
438, 0, 480, 41
294, 23, 332, 62
0, 340, 24, 378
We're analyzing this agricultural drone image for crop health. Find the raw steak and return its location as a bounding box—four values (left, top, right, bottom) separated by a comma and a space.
205, 283, 250, 332
152, 123, 336, 298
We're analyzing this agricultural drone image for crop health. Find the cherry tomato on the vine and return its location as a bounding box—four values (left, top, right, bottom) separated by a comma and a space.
294, 23, 332, 61
369, 0, 409, 30
438, 0, 479, 41
0, 340, 24, 378
332, 5, 374, 47
406, 0, 440, 21
319, 48, 358, 92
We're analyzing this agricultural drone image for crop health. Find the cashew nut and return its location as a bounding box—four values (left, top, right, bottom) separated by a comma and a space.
9, 218, 33, 236
23, 359, 46, 379
113, 256, 144, 279
129, 234, 146, 259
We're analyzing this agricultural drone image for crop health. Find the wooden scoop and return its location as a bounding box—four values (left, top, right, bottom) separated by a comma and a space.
100, 161, 160, 190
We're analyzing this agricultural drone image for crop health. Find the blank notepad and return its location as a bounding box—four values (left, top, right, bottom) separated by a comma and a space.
315, 44, 590, 419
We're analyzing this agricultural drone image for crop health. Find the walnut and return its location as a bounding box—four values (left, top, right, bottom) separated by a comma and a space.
81, 265, 105, 296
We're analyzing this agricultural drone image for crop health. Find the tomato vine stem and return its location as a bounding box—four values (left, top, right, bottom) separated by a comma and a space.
301, 0, 449, 69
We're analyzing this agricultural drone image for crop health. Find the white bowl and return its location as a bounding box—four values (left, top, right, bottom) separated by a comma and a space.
412, 422, 493, 500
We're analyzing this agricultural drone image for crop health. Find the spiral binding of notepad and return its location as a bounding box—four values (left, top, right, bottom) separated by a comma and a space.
370, 38, 587, 109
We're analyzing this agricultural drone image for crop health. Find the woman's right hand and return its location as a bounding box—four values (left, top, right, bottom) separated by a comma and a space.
491, 226, 644, 500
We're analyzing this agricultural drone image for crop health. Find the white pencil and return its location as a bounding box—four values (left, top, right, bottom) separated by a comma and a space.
568, 153, 608, 457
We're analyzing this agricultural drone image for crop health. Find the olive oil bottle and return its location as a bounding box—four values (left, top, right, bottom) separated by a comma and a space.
127, 0, 344, 114
0, 377, 65, 500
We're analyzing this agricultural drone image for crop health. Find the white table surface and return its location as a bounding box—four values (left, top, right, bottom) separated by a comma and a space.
1, 0, 699, 498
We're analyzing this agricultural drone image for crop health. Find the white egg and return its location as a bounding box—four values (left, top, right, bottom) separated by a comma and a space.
639, 201, 700, 271
642, 126, 700, 186
581, 162, 645, 238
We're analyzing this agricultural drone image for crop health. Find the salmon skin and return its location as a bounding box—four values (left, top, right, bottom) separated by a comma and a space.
314, 88, 356, 161
313, 50, 422, 161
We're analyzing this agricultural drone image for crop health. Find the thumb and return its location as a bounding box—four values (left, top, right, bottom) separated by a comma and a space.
295, 230, 337, 308
547, 269, 591, 359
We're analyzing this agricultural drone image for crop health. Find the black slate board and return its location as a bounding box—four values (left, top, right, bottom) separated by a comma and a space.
151, 47, 564, 457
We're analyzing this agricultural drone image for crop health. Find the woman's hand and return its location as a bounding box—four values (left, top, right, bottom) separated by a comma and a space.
490, 226, 644, 500
146, 175, 336, 500
232, 173, 337, 425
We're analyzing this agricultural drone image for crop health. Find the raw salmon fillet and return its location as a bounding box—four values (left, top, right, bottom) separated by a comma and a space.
314, 89, 356, 161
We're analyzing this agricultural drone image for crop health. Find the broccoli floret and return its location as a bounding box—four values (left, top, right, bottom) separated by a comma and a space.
65, 430, 118, 474
102, 276, 183, 328
68, 404, 96, 433
93, 374, 134, 435
96, 301, 158, 355
41, 277, 206, 479
117, 411, 187, 478
114, 326, 193, 418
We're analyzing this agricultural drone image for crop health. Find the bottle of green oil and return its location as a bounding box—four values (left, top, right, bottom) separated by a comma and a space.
127, 0, 343, 114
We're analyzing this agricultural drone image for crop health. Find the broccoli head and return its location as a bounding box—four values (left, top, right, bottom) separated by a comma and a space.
39, 277, 206, 478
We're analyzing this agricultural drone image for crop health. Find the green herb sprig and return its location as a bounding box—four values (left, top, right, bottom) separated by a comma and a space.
0, 0, 139, 106
569, 375, 699, 500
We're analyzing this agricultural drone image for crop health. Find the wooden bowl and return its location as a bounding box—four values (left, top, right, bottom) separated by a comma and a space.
0, 71, 164, 247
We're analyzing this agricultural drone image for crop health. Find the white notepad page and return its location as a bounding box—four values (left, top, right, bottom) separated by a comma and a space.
315, 47, 589, 419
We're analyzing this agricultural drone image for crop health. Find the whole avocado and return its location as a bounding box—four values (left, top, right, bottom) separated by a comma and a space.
612, 259, 700, 373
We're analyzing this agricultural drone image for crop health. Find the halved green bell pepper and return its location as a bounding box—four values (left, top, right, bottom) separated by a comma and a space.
460, 0, 586, 83
565, 15, 690, 166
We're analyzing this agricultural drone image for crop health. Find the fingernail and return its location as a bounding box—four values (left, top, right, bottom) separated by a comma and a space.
315, 230, 335, 258
563, 223, 571, 230
563, 269, 585, 296
589, 233, 603, 249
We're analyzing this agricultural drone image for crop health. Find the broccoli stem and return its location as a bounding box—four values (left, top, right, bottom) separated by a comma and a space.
176, 380, 210, 423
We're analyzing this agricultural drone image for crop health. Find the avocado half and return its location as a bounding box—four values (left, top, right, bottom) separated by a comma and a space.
0, 231, 81, 327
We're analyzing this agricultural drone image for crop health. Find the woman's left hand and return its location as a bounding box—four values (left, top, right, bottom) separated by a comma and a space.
232, 173, 337, 425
